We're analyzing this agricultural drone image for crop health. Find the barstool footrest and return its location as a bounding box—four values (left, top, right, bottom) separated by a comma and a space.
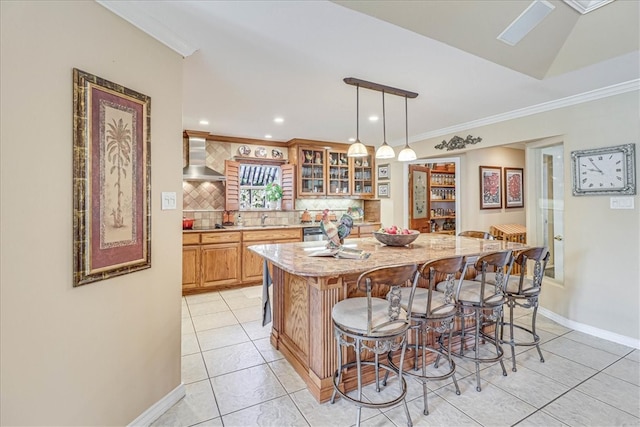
332, 361, 408, 410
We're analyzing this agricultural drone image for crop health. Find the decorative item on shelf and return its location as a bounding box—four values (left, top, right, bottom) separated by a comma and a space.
435, 135, 483, 151
571, 143, 636, 196
265, 182, 283, 209
304, 150, 313, 163
271, 149, 283, 159
255, 147, 267, 158
238, 145, 251, 156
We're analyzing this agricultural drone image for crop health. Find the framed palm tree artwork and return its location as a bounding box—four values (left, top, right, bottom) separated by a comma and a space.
73, 68, 151, 286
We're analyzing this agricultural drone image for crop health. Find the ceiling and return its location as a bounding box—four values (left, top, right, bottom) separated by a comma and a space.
98, 0, 639, 149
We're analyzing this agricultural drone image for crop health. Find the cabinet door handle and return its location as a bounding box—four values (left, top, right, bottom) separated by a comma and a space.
554, 235, 563, 241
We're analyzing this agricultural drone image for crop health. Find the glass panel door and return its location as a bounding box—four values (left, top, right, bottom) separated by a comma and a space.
536, 144, 564, 282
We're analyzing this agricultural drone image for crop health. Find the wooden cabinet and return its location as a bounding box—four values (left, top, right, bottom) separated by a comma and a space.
327, 149, 350, 196
298, 147, 326, 196
200, 232, 242, 288
351, 148, 375, 198
241, 228, 301, 283
289, 140, 375, 199
182, 234, 200, 290
183, 228, 302, 294
358, 223, 381, 238
429, 169, 456, 235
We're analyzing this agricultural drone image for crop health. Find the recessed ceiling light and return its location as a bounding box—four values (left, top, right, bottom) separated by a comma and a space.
369, 115, 379, 122
274, 117, 284, 124
199, 119, 209, 125
265, 134, 272, 139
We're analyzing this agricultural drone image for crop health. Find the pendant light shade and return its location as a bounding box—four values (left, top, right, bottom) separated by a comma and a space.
347, 85, 369, 158
375, 91, 395, 159
397, 96, 417, 162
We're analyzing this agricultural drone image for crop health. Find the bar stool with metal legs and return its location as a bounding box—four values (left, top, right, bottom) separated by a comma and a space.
331, 263, 418, 427
444, 250, 513, 392
386, 255, 466, 415
499, 247, 550, 372
458, 230, 496, 240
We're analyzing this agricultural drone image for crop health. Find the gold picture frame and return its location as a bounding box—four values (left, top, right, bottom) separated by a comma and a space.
73, 68, 151, 286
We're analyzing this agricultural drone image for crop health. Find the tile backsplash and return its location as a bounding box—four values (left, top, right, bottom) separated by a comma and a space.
183, 139, 368, 228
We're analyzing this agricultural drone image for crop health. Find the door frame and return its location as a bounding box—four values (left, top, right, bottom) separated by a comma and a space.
526, 136, 565, 286
402, 157, 461, 231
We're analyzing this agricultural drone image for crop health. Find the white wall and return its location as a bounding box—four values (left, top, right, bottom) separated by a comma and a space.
1, 2, 184, 425
385, 91, 639, 344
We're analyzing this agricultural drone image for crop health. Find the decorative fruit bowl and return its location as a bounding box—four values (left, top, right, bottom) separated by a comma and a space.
373, 229, 420, 246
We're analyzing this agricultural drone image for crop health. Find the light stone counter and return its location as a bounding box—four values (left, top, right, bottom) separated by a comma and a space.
249, 234, 527, 403
249, 233, 526, 280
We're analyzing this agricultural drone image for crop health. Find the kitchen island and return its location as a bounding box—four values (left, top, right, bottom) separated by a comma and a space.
249, 233, 527, 403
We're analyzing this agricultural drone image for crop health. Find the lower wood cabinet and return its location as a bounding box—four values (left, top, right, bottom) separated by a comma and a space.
241, 228, 302, 283
182, 228, 301, 294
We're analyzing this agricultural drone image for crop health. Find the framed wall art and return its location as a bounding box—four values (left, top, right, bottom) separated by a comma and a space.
504, 167, 524, 208
479, 165, 502, 209
378, 182, 390, 198
73, 68, 151, 286
377, 163, 390, 180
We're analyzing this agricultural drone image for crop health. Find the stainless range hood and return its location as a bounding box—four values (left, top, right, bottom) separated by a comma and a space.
183, 136, 226, 181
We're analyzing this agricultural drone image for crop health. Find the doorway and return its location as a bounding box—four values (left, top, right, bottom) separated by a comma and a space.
403, 157, 460, 232
530, 142, 564, 283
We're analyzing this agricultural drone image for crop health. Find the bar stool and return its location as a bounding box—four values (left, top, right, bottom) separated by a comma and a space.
443, 250, 513, 392
387, 255, 466, 415
331, 263, 418, 427
499, 247, 550, 372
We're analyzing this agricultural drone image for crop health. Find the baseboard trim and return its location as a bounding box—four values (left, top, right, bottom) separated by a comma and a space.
128, 383, 186, 427
538, 307, 640, 349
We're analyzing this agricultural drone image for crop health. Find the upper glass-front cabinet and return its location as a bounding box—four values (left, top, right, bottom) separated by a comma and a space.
352, 149, 374, 197
328, 150, 350, 195
299, 148, 325, 196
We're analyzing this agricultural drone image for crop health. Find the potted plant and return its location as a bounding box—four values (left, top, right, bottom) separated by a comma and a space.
265, 182, 283, 209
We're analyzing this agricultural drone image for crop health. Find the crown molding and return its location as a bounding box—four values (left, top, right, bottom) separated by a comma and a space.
410, 79, 640, 143
96, 0, 198, 57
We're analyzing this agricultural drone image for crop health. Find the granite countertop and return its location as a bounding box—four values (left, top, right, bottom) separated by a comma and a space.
183, 222, 381, 233
248, 234, 527, 277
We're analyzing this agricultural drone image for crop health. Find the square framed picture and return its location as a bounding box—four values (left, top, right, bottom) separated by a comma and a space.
378, 182, 390, 198
377, 163, 390, 180
479, 166, 502, 209
504, 167, 524, 208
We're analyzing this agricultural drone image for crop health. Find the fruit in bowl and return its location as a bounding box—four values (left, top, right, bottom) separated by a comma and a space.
373, 226, 420, 246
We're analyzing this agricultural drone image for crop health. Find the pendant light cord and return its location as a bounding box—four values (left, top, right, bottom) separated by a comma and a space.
382, 91, 386, 144
405, 95, 408, 147
356, 85, 360, 141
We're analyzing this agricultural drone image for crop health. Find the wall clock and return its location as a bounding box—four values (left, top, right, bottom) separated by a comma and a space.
571, 143, 636, 196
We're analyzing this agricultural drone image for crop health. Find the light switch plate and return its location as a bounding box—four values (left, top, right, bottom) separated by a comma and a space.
161, 192, 177, 210
610, 196, 634, 209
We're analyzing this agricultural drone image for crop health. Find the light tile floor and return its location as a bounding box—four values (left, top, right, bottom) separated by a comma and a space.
152, 285, 640, 427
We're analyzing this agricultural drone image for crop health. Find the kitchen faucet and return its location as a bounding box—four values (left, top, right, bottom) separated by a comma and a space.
261, 214, 268, 226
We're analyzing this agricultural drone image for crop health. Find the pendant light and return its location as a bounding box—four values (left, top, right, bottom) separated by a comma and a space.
375, 91, 395, 159
397, 95, 417, 161
347, 85, 369, 158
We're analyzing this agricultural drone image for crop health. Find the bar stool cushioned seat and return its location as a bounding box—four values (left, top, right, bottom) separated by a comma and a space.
331, 263, 418, 427
389, 256, 466, 415
437, 250, 513, 392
